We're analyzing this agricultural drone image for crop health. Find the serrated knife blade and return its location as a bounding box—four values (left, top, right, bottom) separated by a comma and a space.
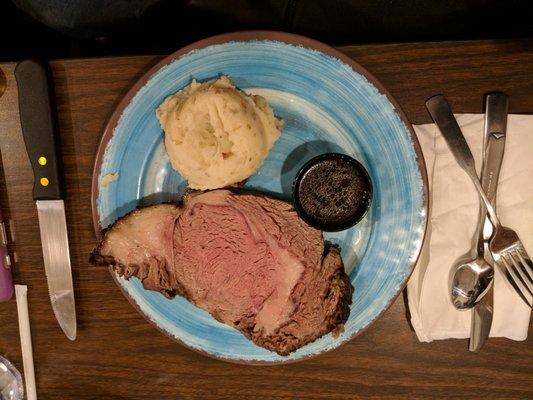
37, 200, 76, 340
15, 59, 76, 340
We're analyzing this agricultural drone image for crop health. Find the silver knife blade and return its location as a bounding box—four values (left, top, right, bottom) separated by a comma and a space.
469, 92, 508, 351
469, 296, 493, 351
37, 200, 76, 340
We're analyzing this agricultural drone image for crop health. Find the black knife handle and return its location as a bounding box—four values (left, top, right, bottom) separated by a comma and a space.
14, 60, 64, 200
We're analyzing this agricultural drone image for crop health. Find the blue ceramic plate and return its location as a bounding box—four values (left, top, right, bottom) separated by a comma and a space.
92, 32, 427, 364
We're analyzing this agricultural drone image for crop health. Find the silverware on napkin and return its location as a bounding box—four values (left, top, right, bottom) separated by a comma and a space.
425, 94, 533, 309
14, 60, 76, 340
469, 92, 508, 351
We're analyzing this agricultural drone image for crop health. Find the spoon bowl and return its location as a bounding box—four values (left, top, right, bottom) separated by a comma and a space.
450, 255, 494, 309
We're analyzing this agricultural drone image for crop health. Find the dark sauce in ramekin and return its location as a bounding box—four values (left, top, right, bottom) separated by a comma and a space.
292, 153, 372, 231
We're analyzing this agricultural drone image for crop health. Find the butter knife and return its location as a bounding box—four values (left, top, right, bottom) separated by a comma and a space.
469, 92, 508, 351
14, 60, 76, 340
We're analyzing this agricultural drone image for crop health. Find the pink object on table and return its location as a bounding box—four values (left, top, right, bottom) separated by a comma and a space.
0, 212, 13, 301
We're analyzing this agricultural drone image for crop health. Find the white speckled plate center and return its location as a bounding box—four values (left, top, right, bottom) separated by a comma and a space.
92, 32, 427, 364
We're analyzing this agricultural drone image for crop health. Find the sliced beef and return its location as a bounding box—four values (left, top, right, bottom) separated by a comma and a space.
90, 189, 353, 355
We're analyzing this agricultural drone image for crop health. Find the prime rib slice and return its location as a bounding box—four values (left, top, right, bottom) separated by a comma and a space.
90, 189, 353, 355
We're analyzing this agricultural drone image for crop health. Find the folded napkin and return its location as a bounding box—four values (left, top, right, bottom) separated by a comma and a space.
407, 114, 532, 342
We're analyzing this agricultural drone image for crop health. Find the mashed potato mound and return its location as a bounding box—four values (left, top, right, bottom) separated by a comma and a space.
156, 76, 282, 190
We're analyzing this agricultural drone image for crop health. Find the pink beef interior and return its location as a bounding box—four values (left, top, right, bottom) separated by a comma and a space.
174, 191, 305, 333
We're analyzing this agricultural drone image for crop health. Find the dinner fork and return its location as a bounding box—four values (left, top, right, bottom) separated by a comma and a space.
426, 95, 533, 307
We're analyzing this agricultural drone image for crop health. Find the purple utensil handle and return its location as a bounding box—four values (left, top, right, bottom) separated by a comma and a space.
0, 219, 13, 302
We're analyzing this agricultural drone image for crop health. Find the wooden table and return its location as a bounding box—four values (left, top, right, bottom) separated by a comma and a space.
0, 39, 532, 400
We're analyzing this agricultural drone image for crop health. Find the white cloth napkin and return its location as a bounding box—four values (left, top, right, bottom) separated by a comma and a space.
407, 114, 532, 342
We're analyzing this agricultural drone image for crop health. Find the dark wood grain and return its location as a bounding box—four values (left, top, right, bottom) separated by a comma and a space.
0, 39, 532, 400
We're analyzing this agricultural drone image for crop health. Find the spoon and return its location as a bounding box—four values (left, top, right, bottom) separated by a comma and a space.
450, 253, 493, 310
448, 127, 494, 310
447, 94, 507, 310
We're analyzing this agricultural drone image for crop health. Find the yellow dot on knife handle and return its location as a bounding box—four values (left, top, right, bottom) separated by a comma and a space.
40, 177, 49, 186
38, 156, 47, 165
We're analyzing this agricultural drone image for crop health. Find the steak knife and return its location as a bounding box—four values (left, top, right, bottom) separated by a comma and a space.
14, 60, 76, 340
469, 92, 508, 351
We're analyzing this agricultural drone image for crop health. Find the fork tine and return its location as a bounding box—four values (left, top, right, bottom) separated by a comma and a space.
499, 257, 533, 307
516, 248, 533, 282
508, 252, 533, 294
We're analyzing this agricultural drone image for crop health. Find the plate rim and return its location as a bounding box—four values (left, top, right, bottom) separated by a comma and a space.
90, 30, 429, 364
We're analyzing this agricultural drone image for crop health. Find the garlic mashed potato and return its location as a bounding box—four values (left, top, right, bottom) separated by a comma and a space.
156, 76, 282, 190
